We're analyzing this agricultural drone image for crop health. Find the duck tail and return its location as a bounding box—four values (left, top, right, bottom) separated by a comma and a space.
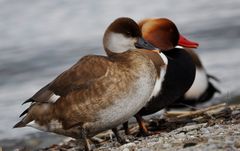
14, 105, 33, 128
13, 120, 26, 128
207, 74, 220, 82
198, 81, 221, 103
13, 114, 31, 128
209, 81, 221, 94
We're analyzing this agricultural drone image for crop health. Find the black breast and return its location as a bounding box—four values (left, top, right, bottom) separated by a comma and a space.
138, 48, 196, 116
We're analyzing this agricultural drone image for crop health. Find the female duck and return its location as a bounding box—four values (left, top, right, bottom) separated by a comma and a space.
14, 17, 163, 150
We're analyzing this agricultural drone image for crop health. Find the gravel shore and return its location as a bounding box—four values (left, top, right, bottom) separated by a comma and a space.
37, 103, 240, 151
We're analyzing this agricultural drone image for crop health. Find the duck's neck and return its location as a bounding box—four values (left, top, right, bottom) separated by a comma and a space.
105, 48, 116, 57
104, 47, 131, 58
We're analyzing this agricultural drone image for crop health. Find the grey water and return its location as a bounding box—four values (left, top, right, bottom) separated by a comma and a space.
0, 0, 240, 146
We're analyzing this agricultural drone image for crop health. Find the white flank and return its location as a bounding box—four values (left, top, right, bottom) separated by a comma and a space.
184, 68, 208, 99
160, 52, 168, 65
150, 77, 162, 98
150, 52, 168, 98
49, 94, 60, 103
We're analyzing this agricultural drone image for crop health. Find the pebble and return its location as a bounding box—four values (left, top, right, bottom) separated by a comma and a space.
162, 143, 171, 148
122, 148, 129, 151
119, 143, 136, 150
137, 148, 151, 151
174, 132, 185, 139
234, 140, 240, 148
200, 127, 210, 134
232, 110, 240, 115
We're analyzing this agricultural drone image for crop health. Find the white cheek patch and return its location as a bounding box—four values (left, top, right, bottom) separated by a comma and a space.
49, 94, 60, 103
106, 32, 136, 53
184, 68, 208, 99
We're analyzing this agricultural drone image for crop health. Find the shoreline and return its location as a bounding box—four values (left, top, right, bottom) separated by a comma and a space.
3, 103, 240, 151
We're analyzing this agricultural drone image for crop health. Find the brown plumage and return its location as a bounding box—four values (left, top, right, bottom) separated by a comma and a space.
14, 17, 163, 149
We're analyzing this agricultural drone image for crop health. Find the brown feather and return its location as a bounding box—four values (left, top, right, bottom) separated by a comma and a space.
136, 49, 165, 78
13, 121, 26, 128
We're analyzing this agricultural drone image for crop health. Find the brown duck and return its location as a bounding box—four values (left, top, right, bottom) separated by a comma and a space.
14, 17, 165, 150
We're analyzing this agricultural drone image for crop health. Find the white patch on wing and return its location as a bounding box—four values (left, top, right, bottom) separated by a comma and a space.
27, 121, 47, 131
105, 32, 136, 53
150, 52, 168, 98
184, 68, 208, 99
27, 120, 63, 131
49, 94, 60, 103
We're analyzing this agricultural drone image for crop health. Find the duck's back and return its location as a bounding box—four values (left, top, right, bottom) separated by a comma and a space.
15, 50, 161, 138
138, 48, 196, 115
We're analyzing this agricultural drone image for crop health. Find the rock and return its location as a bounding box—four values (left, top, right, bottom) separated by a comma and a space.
138, 147, 151, 151
234, 140, 240, 148
119, 143, 136, 150
183, 142, 197, 148
122, 148, 129, 151
174, 132, 185, 140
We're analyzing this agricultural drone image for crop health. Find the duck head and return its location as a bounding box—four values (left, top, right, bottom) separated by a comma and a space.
139, 18, 199, 51
103, 17, 156, 56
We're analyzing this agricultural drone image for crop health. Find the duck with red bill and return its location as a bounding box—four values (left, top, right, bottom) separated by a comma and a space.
123, 18, 220, 135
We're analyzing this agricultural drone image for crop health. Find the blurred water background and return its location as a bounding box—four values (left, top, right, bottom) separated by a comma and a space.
0, 0, 240, 149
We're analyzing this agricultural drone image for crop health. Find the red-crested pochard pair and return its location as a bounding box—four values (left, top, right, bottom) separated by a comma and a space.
14, 17, 220, 150
123, 18, 220, 135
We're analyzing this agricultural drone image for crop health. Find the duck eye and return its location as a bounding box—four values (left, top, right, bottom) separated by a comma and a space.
126, 31, 131, 36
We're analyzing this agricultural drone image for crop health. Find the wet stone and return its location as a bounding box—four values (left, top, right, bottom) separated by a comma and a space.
234, 140, 240, 148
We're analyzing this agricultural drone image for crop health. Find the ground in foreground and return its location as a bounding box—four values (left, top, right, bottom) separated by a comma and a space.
39, 103, 240, 151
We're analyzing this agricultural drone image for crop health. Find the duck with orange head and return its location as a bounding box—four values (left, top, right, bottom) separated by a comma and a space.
123, 18, 220, 135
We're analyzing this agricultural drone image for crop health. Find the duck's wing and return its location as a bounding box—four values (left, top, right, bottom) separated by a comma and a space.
49, 55, 111, 96
20, 55, 111, 116
15, 55, 111, 128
